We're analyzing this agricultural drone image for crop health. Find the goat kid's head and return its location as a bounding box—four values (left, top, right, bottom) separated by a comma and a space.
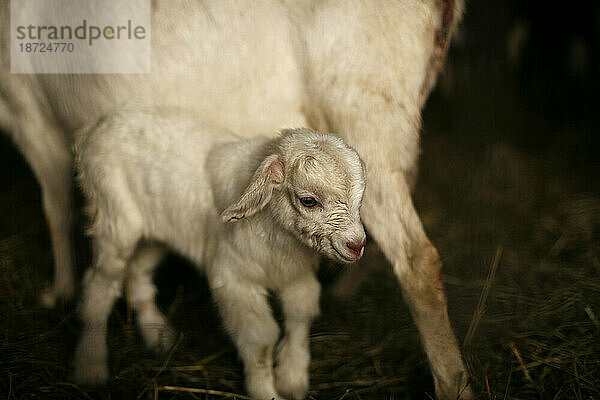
221, 128, 367, 263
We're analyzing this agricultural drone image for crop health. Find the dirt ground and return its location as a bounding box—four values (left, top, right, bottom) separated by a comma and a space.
1, 3, 599, 400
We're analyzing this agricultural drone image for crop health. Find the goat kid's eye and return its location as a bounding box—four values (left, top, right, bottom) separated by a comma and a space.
299, 197, 319, 208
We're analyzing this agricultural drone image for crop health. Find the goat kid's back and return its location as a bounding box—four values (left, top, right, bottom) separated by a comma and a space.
76, 105, 266, 262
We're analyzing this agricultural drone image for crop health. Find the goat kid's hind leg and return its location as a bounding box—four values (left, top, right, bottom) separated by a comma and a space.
275, 273, 320, 400
127, 243, 175, 353
362, 168, 473, 400
209, 268, 283, 400
73, 237, 136, 385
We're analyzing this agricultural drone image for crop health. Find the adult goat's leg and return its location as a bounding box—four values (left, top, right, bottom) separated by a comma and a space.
329, 100, 471, 398
38, 153, 74, 308
361, 162, 473, 400
302, 2, 470, 392
7, 117, 74, 307
1, 74, 75, 307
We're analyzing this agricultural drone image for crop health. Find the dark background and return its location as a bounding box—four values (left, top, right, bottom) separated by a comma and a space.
1, 1, 599, 399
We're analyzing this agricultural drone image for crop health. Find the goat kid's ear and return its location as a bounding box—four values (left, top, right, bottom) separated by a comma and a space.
221, 154, 284, 222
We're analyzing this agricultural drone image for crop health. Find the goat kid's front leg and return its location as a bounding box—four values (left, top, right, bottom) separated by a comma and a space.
275, 273, 320, 400
209, 269, 283, 400
361, 166, 473, 400
73, 238, 134, 385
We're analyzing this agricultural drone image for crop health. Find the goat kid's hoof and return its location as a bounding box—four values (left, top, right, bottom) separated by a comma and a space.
39, 289, 58, 308
152, 327, 177, 355
141, 324, 177, 354
247, 390, 288, 400
275, 339, 309, 399
73, 342, 110, 386
39, 284, 74, 308
246, 379, 288, 400
72, 362, 110, 386
275, 365, 308, 400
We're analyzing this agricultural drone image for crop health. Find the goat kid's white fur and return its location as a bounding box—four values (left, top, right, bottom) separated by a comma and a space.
73, 105, 367, 400
1, 1, 473, 398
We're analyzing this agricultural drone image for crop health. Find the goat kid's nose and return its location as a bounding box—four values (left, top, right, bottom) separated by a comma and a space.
346, 238, 366, 257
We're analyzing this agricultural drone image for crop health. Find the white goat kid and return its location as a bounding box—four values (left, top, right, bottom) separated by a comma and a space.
73, 105, 367, 400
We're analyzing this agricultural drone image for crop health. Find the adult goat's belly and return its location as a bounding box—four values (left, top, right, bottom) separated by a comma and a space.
37, 1, 307, 137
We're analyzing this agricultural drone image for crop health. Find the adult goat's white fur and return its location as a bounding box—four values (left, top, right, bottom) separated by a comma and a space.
1, 0, 472, 398
73, 105, 367, 400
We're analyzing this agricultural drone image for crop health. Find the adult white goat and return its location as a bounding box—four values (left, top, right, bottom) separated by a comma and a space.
0, 0, 472, 398
73, 105, 367, 399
